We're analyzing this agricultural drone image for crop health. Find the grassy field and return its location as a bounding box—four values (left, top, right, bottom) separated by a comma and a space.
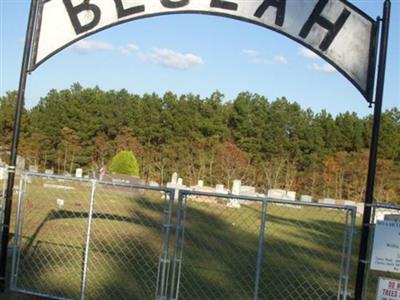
3, 176, 388, 300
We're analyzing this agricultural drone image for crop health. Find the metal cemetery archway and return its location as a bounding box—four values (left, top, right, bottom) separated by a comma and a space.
0, 1, 391, 299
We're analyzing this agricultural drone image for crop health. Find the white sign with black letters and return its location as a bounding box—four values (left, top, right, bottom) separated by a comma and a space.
371, 221, 400, 273
31, 0, 376, 100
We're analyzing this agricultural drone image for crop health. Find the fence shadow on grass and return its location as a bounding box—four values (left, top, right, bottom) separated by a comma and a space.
176, 201, 349, 300
13, 194, 350, 300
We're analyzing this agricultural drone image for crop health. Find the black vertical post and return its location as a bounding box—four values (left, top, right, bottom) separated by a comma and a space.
0, 0, 38, 291
354, 1, 391, 299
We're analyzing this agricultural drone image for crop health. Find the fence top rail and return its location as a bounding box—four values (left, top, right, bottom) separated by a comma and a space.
179, 190, 356, 212
372, 202, 400, 210
22, 171, 175, 194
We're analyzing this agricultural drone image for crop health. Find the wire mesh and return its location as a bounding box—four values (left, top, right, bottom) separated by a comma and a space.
171, 191, 355, 300
11, 174, 92, 299
175, 194, 262, 300
85, 182, 171, 300
363, 203, 400, 300
9, 173, 357, 300
258, 202, 353, 300
10, 173, 173, 300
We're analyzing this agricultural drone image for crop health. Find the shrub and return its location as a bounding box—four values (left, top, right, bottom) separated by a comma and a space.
108, 150, 139, 176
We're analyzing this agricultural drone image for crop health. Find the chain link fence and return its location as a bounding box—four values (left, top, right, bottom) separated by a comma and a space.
9, 173, 357, 300
10, 172, 174, 300
362, 202, 400, 300
169, 190, 356, 300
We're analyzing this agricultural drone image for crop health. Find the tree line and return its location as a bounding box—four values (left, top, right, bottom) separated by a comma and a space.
1, 83, 399, 202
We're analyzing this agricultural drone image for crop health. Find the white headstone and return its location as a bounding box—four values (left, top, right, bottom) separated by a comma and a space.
29, 165, 38, 172
323, 198, 336, 205
300, 195, 312, 202
0, 167, 4, 180
232, 180, 241, 195
171, 172, 178, 184
241, 185, 255, 194
45, 169, 54, 175
344, 200, 356, 206
356, 203, 365, 215
216, 184, 225, 194
268, 189, 286, 199
177, 178, 183, 186
56, 198, 64, 208
286, 191, 296, 201
75, 168, 83, 178
197, 180, 204, 187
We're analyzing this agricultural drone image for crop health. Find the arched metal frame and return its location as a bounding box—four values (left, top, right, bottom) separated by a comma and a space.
30, 0, 378, 102
0, 1, 391, 300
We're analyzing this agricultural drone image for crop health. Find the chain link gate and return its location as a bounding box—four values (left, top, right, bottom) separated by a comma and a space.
168, 190, 356, 300
9, 173, 356, 299
10, 172, 174, 300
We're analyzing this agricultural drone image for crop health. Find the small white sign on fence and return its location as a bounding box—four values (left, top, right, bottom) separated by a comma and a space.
371, 221, 400, 273
376, 277, 400, 300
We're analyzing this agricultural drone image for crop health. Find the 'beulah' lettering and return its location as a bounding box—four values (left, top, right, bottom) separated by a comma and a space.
299, 0, 350, 51
254, 0, 286, 26
63, 0, 101, 35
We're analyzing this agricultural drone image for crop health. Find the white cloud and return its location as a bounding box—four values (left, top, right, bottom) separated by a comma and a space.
251, 57, 271, 65
119, 43, 140, 55
311, 63, 336, 73
273, 55, 288, 64
145, 48, 204, 70
243, 49, 288, 65
299, 47, 336, 73
242, 49, 258, 57
126, 43, 139, 51
70, 40, 113, 53
299, 47, 319, 59
70, 40, 203, 70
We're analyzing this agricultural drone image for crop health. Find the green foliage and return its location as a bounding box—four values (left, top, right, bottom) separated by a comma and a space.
109, 151, 140, 176
1, 84, 399, 202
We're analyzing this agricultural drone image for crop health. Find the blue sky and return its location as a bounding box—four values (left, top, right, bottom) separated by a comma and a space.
1, 0, 399, 116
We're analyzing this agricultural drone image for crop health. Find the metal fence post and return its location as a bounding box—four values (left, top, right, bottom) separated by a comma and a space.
338, 210, 348, 300
169, 191, 187, 300
156, 190, 174, 300
343, 208, 356, 300
253, 200, 267, 300
80, 179, 96, 300
10, 175, 27, 289
337, 207, 356, 300
363, 203, 376, 299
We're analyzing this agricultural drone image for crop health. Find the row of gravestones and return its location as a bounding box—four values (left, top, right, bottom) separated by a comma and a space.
164, 172, 376, 214
24, 165, 374, 216
165, 172, 320, 209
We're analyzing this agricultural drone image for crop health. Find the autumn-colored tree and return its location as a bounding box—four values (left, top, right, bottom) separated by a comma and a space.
1, 85, 399, 203
215, 141, 248, 189
58, 127, 81, 174
93, 132, 113, 166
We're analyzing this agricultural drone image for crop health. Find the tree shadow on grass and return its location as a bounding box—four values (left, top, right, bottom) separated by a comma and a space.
12, 195, 351, 300
175, 201, 351, 300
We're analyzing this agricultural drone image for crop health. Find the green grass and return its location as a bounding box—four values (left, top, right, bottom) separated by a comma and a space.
5, 177, 394, 299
